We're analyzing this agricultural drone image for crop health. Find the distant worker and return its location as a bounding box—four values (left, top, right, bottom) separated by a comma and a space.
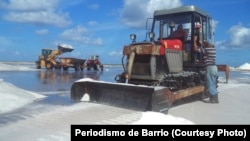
171, 24, 187, 41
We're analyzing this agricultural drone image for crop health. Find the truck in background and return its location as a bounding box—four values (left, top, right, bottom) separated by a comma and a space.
35, 43, 85, 71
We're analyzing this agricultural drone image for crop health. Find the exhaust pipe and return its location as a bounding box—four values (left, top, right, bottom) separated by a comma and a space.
71, 78, 173, 113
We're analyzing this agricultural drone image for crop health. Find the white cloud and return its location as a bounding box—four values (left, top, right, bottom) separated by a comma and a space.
93, 38, 103, 46
228, 24, 250, 47
59, 25, 103, 46
3, 10, 71, 27
0, 36, 12, 47
215, 23, 250, 49
35, 29, 49, 35
120, 0, 182, 28
109, 51, 122, 56
215, 40, 227, 50
1, 0, 71, 27
60, 25, 88, 40
89, 3, 99, 10
212, 20, 219, 34
0, 0, 59, 11
88, 21, 98, 26
15, 51, 20, 55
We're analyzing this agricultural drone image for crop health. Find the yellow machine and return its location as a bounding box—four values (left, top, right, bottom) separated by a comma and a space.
36, 43, 85, 71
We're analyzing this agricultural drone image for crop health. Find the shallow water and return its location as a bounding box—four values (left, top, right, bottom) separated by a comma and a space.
0, 66, 124, 124
0, 65, 249, 93
0, 66, 123, 92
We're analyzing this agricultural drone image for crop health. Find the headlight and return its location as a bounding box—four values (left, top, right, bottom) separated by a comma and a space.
149, 32, 155, 40
130, 34, 136, 43
169, 21, 175, 28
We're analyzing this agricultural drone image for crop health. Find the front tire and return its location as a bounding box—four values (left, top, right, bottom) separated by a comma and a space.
46, 62, 53, 69
63, 66, 68, 71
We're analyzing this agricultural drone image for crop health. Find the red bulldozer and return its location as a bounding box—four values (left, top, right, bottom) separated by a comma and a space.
86, 55, 104, 71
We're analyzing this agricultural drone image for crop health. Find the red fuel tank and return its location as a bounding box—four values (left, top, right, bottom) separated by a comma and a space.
161, 39, 182, 51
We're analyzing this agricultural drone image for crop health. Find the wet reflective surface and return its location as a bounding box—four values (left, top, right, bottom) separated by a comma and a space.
0, 66, 123, 92
0, 66, 124, 125
0, 65, 249, 93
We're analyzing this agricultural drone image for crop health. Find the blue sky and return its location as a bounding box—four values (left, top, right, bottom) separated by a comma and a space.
0, 0, 249, 66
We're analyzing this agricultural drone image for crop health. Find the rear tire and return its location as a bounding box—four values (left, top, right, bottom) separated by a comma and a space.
63, 66, 68, 71
74, 65, 80, 71
93, 64, 98, 70
80, 66, 84, 71
54, 65, 61, 69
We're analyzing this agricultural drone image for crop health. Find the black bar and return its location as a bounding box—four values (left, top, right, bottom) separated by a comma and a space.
71, 125, 249, 140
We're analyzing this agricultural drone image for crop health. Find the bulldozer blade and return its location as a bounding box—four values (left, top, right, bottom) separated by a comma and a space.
71, 78, 173, 113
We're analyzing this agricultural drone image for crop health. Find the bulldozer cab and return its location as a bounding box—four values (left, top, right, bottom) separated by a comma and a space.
150, 5, 214, 63
89, 55, 99, 60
